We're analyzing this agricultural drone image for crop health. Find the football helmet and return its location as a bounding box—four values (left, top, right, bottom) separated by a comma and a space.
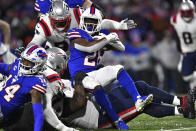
180, 0, 195, 22
46, 47, 67, 74
49, 1, 71, 32
20, 45, 47, 75
79, 7, 102, 35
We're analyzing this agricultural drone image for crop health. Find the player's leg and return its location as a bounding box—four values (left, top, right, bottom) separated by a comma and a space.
92, 65, 153, 112
180, 53, 196, 118
80, 71, 129, 129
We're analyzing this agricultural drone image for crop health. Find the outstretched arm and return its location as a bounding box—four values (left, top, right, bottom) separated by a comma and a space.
30, 89, 44, 131
101, 19, 137, 30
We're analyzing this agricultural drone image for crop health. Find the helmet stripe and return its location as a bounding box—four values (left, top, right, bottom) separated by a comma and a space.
90, 8, 95, 14
27, 45, 39, 55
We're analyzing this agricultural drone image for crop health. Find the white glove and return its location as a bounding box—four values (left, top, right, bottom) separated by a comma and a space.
61, 79, 75, 98
105, 32, 119, 42
56, 123, 79, 131
62, 86, 75, 98
119, 18, 137, 30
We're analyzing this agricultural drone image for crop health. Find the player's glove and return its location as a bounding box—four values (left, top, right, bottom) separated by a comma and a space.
56, 123, 79, 131
15, 47, 25, 57
119, 18, 137, 30
105, 32, 119, 42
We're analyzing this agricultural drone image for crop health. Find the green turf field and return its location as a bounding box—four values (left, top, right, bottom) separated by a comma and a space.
0, 114, 195, 131
79, 114, 196, 131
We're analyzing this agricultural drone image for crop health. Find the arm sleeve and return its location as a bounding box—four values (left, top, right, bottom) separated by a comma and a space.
0, 63, 10, 76
44, 93, 66, 129
32, 103, 44, 131
101, 19, 121, 30
74, 39, 109, 53
27, 24, 47, 47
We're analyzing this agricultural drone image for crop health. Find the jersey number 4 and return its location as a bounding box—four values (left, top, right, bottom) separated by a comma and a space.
0, 84, 21, 102
182, 32, 193, 45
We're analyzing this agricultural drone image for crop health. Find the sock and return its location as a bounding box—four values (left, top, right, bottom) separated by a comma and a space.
94, 88, 119, 121
144, 102, 175, 117
172, 96, 181, 105
117, 69, 140, 102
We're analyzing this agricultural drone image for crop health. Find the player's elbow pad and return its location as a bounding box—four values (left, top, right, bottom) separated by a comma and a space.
33, 103, 44, 131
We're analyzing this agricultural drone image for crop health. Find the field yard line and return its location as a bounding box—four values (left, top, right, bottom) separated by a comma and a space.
161, 127, 196, 131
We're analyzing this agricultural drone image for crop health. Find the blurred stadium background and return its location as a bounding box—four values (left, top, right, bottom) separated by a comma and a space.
0, 0, 194, 95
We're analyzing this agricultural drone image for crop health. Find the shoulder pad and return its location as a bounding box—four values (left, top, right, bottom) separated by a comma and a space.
37, 17, 51, 37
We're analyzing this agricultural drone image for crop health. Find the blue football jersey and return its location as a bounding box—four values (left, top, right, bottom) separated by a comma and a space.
0, 59, 47, 118
34, 0, 84, 13
68, 28, 104, 81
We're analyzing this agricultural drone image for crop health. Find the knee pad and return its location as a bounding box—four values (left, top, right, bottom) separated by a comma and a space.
82, 76, 100, 90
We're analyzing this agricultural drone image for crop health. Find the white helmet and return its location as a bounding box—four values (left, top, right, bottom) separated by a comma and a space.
79, 7, 102, 35
49, 1, 71, 32
46, 47, 68, 74
20, 45, 47, 75
180, 0, 195, 22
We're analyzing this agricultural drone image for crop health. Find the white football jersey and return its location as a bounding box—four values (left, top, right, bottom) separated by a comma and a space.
170, 13, 196, 53
30, 8, 82, 47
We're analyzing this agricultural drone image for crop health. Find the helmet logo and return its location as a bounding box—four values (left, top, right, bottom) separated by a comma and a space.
37, 50, 47, 59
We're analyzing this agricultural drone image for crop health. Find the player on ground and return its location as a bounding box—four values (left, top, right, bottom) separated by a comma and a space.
67, 7, 153, 130
43, 47, 79, 131
61, 72, 195, 129
170, 0, 196, 118
0, 45, 47, 131
6, 48, 194, 130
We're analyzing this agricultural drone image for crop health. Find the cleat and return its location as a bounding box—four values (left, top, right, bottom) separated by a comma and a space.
115, 120, 129, 130
135, 94, 153, 112
179, 95, 187, 110
182, 91, 195, 119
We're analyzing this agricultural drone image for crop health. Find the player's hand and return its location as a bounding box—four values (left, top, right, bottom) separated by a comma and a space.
15, 47, 25, 57
93, 33, 106, 40
119, 18, 137, 30
56, 123, 79, 131
63, 127, 79, 131
105, 32, 119, 42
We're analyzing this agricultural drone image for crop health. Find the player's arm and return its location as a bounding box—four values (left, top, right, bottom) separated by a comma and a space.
70, 33, 119, 53
0, 20, 11, 44
0, 63, 12, 76
30, 89, 44, 131
101, 19, 137, 30
83, 0, 92, 9
27, 23, 47, 48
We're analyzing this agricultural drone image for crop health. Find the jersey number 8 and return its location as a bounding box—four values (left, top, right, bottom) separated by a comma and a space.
182, 32, 193, 45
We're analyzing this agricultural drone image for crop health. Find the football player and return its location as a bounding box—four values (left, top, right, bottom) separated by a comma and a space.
0, 45, 47, 131
67, 7, 153, 130
43, 47, 79, 131
170, 0, 196, 116
61, 72, 194, 129
0, 20, 17, 64
28, 0, 136, 51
